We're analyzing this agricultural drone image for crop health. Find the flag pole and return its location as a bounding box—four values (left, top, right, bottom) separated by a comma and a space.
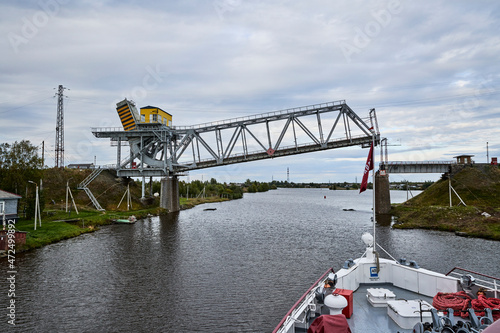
359, 124, 376, 250
372, 130, 376, 252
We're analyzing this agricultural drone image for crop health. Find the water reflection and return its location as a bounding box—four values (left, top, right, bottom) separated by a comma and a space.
376, 213, 392, 226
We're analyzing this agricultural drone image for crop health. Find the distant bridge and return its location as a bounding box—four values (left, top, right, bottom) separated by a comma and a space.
379, 161, 456, 174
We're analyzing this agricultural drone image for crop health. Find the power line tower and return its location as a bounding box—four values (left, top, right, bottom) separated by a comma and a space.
54, 85, 68, 168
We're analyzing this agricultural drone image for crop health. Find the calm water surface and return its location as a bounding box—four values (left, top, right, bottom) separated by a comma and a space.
2, 189, 499, 332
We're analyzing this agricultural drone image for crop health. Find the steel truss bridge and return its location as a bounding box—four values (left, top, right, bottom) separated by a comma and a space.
92, 99, 380, 178
379, 161, 455, 174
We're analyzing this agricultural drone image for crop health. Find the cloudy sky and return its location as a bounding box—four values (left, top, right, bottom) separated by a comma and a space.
1, 0, 499, 183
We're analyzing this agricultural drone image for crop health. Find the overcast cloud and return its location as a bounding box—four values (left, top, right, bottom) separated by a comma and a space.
1, 0, 499, 183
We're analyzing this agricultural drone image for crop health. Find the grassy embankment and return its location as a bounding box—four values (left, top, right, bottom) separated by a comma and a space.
391, 165, 500, 240
14, 196, 230, 252
14, 196, 230, 251
11, 168, 231, 252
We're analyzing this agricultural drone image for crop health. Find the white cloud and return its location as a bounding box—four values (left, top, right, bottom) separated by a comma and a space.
1, 0, 499, 182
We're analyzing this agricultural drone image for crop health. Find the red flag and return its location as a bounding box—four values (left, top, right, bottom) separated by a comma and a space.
359, 142, 374, 193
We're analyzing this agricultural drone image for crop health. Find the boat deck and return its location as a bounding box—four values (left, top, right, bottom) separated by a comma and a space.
276, 250, 499, 333
297, 283, 435, 333
347, 283, 434, 333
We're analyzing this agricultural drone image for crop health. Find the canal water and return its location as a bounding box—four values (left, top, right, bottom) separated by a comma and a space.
2, 189, 499, 332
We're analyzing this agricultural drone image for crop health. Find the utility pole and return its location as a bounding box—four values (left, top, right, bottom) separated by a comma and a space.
449, 176, 452, 207
28, 181, 41, 230
55, 85, 68, 168
41, 141, 45, 167
486, 142, 489, 163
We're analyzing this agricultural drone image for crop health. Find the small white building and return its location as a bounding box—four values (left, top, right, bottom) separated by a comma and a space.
0, 189, 22, 223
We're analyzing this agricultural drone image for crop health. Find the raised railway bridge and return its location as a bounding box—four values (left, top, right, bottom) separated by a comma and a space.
90, 99, 380, 212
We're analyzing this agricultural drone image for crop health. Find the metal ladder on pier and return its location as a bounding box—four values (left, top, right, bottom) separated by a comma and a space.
77, 167, 105, 211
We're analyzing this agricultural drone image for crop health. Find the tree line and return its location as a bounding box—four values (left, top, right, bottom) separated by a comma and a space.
142, 178, 275, 199
179, 178, 245, 199
0, 140, 44, 218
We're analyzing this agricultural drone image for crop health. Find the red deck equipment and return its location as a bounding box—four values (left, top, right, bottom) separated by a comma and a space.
334, 288, 354, 319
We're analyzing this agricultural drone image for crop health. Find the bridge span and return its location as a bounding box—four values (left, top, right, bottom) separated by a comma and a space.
91, 99, 379, 212
93, 99, 379, 177
379, 161, 456, 174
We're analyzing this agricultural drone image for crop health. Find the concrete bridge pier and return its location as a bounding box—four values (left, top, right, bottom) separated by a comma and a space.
160, 176, 180, 213
375, 171, 391, 215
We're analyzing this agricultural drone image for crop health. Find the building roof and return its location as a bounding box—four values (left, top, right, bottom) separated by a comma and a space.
67, 163, 94, 167
453, 155, 475, 158
140, 105, 172, 116
0, 189, 22, 199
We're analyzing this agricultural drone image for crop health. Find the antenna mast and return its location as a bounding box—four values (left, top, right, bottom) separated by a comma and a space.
55, 85, 67, 168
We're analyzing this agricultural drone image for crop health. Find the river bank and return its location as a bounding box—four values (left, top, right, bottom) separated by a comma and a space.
7, 196, 231, 253
391, 205, 500, 240
391, 166, 500, 240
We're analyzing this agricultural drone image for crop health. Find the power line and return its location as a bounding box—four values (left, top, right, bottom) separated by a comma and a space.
0, 97, 53, 115
355, 89, 500, 109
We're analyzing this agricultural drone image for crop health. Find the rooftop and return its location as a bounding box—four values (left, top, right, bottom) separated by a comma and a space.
140, 105, 171, 116
0, 189, 22, 199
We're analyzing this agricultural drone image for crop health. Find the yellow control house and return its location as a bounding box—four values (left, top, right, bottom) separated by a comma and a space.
140, 106, 172, 126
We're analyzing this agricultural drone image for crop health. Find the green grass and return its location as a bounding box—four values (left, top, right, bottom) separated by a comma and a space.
406, 166, 500, 209
14, 207, 167, 251
179, 196, 231, 209
390, 166, 500, 240
392, 205, 500, 240
16, 218, 92, 249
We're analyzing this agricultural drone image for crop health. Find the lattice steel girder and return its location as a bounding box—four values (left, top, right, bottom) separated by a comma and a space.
92, 100, 378, 176
380, 162, 453, 174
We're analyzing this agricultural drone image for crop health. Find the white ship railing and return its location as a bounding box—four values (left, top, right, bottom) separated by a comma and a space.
446, 267, 500, 298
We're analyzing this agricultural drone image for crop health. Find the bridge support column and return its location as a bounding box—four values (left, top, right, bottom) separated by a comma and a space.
375, 171, 391, 215
141, 176, 146, 199
160, 176, 180, 213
